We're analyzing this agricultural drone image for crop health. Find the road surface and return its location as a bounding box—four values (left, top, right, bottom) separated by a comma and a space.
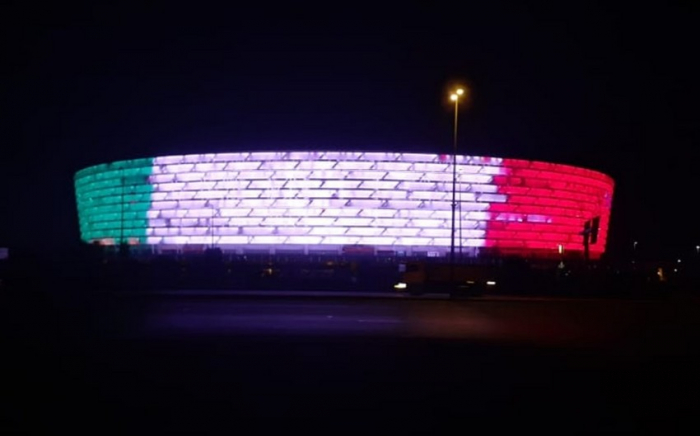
3, 291, 700, 433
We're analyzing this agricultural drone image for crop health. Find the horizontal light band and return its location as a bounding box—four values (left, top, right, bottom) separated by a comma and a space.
75, 152, 614, 257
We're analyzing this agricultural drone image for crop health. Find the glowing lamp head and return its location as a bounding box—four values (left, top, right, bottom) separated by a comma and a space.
456, 88, 465, 96
450, 94, 458, 102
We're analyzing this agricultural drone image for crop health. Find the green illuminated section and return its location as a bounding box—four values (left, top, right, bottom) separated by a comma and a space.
74, 158, 155, 244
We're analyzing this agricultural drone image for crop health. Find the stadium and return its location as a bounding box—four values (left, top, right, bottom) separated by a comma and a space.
74, 151, 614, 259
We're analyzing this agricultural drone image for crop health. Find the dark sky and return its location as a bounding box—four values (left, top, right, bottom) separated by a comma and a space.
1, 2, 697, 259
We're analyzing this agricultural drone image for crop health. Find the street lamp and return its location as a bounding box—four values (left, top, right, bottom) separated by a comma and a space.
449, 87, 465, 283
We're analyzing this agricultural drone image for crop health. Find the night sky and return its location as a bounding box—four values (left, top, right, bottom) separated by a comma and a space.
1, 2, 696, 259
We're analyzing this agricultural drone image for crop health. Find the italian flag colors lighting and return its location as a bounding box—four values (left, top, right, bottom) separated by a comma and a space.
74, 152, 614, 258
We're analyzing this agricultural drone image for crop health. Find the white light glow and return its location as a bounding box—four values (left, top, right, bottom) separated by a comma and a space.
286, 236, 323, 244
359, 180, 399, 190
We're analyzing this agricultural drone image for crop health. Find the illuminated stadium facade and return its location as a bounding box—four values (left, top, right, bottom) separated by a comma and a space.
74, 152, 614, 259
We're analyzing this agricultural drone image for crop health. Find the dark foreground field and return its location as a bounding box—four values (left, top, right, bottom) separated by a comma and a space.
3, 287, 700, 434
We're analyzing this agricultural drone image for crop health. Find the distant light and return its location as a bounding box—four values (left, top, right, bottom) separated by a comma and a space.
466, 280, 476, 284
450, 94, 458, 101
456, 88, 465, 95
558, 244, 564, 255
394, 282, 407, 290
486, 281, 497, 286
677, 259, 682, 263
674, 268, 678, 273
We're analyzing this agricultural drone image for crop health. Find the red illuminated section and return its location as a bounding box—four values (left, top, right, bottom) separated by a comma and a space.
485, 159, 614, 259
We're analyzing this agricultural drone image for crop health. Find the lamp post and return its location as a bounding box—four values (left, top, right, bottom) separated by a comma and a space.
449, 87, 465, 283
120, 176, 125, 246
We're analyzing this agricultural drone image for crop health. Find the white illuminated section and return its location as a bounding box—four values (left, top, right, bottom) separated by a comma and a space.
272, 199, 309, 208
219, 208, 252, 217
251, 236, 288, 244
409, 191, 446, 201
275, 227, 312, 236
249, 180, 287, 189
299, 189, 337, 198
286, 208, 322, 217
384, 172, 422, 181
477, 194, 507, 203
359, 209, 397, 218
249, 208, 286, 217
261, 160, 298, 170
159, 209, 187, 219
334, 161, 374, 170
360, 180, 398, 190
211, 153, 248, 162
285, 180, 323, 189
334, 217, 373, 226
239, 199, 274, 207
309, 170, 346, 179
166, 164, 195, 173
194, 190, 229, 199
310, 227, 349, 236
224, 161, 261, 171
157, 182, 187, 192
243, 227, 276, 236
346, 227, 385, 236
185, 209, 215, 218
323, 236, 361, 245
297, 160, 335, 170
375, 161, 411, 171
322, 180, 362, 189
273, 170, 310, 179
150, 174, 175, 183
374, 218, 410, 228
412, 163, 448, 172
420, 228, 451, 238
180, 227, 208, 236
299, 217, 337, 226
146, 152, 511, 253
397, 237, 433, 246
412, 219, 447, 228
231, 217, 264, 226
197, 164, 228, 173
151, 201, 178, 210
238, 170, 274, 180
350, 170, 387, 180
216, 227, 240, 236
322, 208, 363, 217
262, 217, 299, 226
373, 190, 407, 200
287, 236, 323, 244
215, 180, 251, 190
347, 199, 382, 209
177, 173, 207, 183
359, 237, 397, 245
167, 191, 197, 200
219, 236, 251, 244
384, 228, 421, 236
204, 170, 238, 181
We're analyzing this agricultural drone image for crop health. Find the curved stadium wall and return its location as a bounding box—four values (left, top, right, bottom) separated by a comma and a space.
74, 152, 614, 259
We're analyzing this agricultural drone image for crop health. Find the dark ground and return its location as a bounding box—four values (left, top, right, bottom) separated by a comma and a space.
3, 288, 700, 434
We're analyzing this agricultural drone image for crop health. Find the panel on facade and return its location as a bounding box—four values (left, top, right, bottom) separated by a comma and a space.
74, 152, 614, 258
